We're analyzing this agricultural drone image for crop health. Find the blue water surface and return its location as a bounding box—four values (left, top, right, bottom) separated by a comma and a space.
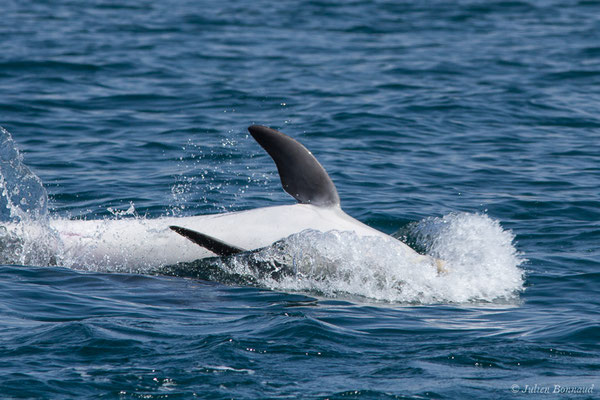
1, 0, 599, 399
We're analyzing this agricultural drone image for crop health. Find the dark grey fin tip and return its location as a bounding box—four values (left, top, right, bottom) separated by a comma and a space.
170, 226, 245, 257
247, 125, 340, 207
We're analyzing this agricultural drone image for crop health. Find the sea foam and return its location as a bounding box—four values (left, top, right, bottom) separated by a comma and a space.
204, 212, 525, 304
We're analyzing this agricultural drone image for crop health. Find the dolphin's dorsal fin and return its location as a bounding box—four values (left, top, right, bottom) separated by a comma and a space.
247, 125, 340, 207
170, 226, 245, 256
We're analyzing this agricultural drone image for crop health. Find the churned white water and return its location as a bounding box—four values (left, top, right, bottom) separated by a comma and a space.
213, 213, 525, 304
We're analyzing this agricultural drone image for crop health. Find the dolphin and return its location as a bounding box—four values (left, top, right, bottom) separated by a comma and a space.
46, 125, 435, 269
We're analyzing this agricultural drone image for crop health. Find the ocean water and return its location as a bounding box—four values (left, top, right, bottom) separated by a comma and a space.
1, 0, 599, 399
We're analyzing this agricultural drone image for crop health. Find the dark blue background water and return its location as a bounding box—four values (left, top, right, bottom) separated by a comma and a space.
1, 0, 599, 398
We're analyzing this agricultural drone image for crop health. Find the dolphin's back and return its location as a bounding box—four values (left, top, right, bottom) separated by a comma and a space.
50, 204, 388, 267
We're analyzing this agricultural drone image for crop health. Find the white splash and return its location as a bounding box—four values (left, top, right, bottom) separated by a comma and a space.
107, 202, 136, 217
219, 213, 525, 304
0, 126, 48, 222
0, 126, 59, 266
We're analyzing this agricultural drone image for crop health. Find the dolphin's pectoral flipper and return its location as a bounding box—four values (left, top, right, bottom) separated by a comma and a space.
169, 226, 245, 256
248, 125, 340, 207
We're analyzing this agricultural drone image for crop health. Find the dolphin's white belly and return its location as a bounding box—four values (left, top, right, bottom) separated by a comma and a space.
50, 204, 393, 268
